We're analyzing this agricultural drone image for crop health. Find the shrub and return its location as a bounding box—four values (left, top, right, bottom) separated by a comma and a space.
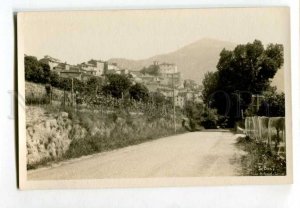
25, 94, 50, 105
236, 137, 286, 176
184, 101, 219, 130
129, 83, 149, 102
200, 108, 218, 129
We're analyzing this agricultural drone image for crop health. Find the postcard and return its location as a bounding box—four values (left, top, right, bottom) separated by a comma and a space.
17, 7, 292, 189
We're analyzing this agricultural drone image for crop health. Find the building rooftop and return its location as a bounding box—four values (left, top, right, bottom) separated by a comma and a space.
159, 62, 176, 66
42, 55, 61, 63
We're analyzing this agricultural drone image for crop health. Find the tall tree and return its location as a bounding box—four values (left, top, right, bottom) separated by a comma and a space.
202, 40, 284, 126
25, 56, 42, 83
217, 40, 283, 94
201, 71, 219, 104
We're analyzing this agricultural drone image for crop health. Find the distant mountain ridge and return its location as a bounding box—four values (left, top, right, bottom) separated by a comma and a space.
108, 38, 284, 92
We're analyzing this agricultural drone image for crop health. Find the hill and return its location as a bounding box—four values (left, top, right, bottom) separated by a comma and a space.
108, 38, 284, 92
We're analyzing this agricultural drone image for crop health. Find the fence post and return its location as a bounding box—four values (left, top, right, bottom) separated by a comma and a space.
244, 118, 248, 136
258, 117, 262, 142
267, 118, 272, 149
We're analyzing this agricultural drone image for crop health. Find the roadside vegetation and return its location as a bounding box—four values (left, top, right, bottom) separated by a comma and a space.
64, 107, 185, 159
236, 136, 286, 176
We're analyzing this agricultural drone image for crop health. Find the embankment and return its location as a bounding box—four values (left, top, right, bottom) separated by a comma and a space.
26, 106, 185, 169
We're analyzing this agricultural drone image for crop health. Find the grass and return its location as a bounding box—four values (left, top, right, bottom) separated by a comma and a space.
25, 94, 50, 105
236, 136, 286, 176
64, 108, 186, 159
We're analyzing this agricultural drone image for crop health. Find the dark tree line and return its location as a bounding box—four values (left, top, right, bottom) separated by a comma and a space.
25, 55, 81, 90
25, 56, 51, 84
25, 55, 151, 103
201, 40, 284, 127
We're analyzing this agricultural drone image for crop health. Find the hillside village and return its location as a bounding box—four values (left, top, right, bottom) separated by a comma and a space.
37, 55, 202, 108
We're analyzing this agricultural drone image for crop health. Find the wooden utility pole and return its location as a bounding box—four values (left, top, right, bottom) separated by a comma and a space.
63, 89, 66, 108
237, 91, 241, 118
50, 87, 52, 105
71, 77, 74, 107
172, 74, 176, 133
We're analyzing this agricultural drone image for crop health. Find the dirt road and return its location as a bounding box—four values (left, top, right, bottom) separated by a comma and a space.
28, 131, 245, 180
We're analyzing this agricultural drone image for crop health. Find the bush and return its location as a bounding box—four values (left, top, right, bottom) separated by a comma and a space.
236, 137, 286, 176
140, 65, 160, 76
129, 83, 149, 102
184, 101, 219, 130
25, 94, 50, 105
200, 108, 218, 129
49, 71, 60, 87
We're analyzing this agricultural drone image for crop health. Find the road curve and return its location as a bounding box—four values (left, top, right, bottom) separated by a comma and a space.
28, 131, 245, 180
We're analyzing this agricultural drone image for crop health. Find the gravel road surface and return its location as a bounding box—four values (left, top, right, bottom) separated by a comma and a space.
28, 131, 245, 180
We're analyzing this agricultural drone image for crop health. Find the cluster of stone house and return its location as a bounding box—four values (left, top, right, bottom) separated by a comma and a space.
156, 87, 202, 108
40, 55, 202, 108
39, 55, 128, 82
129, 61, 202, 108
130, 62, 181, 86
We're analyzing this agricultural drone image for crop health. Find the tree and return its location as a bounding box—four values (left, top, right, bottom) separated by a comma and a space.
49, 71, 60, 88
25, 56, 42, 83
56, 77, 71, 91
217, 40, 283, 94
140, 65, 160, 76
257, 87, 285, 117
102, 74, 132, 99
24, 55, 52, 84
202, 40, 284, 126
39, 62, 51, 83
85, 76, 103, 95
201, 71, 219, 104
73, 78, 85, 93
129, 83, 149, 101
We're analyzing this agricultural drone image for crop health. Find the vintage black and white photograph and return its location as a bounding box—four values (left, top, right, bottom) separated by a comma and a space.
17, 8, 292, 189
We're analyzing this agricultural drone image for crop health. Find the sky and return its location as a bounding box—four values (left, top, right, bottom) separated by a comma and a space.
21, 8, 290, 65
